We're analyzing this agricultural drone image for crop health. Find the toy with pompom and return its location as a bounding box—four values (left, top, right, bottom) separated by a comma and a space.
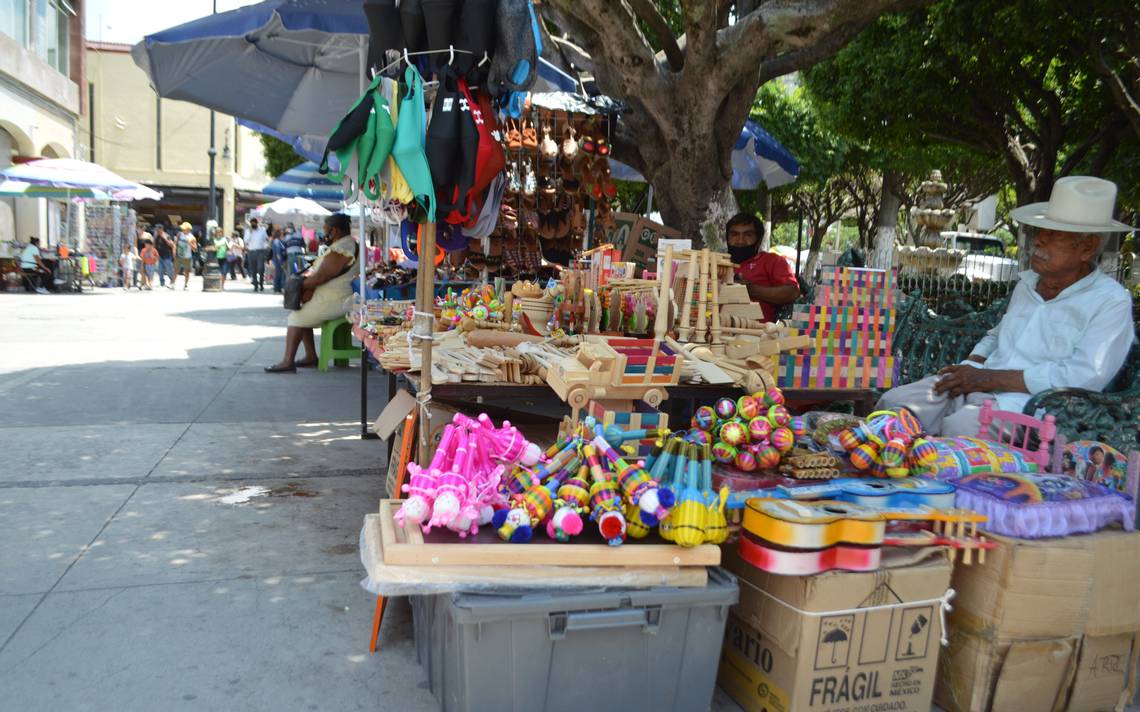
592, 433, 675, 523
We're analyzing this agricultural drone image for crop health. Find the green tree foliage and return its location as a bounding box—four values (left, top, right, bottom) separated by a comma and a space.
803, 0, 1137, 207
258, 133, 302, 178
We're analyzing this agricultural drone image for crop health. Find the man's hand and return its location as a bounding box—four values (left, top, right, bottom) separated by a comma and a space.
933, 365, 990, 398
934, 365, 1028, 398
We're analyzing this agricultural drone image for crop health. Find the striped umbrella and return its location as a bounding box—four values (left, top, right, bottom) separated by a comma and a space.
262, 161, 344, 203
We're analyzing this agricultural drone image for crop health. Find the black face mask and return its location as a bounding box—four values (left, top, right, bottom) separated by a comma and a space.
728, 243, 759, 264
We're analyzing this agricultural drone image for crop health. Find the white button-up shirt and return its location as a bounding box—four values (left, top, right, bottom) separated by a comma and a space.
969, 269, 1134, 412
245, 226, 269, 250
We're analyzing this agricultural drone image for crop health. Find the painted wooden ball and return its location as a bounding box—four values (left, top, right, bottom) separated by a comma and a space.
770, 427, 795, 453
714, 397, 737, 421
748, 417, 773, 442
880, 438, 908, 468
766, 404, 791, 428
686, 428, 711, 446
736, 395, 763, 421
762, 387, 786, 407
692, 406, 717, 431
755, 445, 781, 470
790, 416, 808, 437
910, 438, 939, 467
719, 421, 749, 447
711, 441, 738, 464
837, 429, 863, 452
734, 450, 758, 472
849, 443, 879, 471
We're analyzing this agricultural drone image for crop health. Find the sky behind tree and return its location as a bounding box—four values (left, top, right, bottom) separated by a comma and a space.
85, 0, 261, 44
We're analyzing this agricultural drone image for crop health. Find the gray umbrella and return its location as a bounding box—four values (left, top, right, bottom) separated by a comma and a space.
131, 0, 368, 141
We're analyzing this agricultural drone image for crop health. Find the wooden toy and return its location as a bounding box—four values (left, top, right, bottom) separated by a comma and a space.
743, 499, 886, 549
777, 449, 842, 480
742, 497, 987, 549
547, 335, 681, 420
835, 408, 938, 478
739, 532, 882, 575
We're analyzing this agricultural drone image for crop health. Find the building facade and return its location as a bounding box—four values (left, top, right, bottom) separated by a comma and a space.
85, 41, 270, 235
0, 0, 85, 245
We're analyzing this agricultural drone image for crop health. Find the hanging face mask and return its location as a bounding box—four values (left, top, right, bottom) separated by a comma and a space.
728, 243, 758, 265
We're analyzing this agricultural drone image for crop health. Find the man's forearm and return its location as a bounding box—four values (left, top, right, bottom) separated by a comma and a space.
746, 283, 800, 305
978, 369, 1028, 394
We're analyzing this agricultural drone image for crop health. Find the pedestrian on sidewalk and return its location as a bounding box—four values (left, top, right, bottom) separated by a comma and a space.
230, 233, 246, 279
245, 217, 270, 292
270, 227, 287, 293
119, 242, 139, 290
213, 228, 229, 289
139, 239, 159, 290
284, 226, 307, 276
155, 225, 175, 288
174, 222, 197, 290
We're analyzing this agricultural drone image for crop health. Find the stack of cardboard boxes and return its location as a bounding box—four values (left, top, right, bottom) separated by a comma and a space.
938, 529, 1140, 712
719, 547, 953, 712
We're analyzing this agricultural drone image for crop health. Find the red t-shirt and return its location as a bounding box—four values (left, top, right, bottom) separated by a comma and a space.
735, 251, 799, 322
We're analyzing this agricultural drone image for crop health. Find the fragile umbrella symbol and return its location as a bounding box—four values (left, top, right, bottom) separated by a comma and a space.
823, 627, 848, 664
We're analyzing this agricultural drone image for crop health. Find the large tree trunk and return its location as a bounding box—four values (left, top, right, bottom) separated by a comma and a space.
868, 170, 903, 270
541, 0, 927, 245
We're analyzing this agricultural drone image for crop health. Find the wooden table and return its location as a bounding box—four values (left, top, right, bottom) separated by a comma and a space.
353, 325, 877, 442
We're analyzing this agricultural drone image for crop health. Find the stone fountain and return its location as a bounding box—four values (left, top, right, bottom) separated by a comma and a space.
910, 170, 957, 248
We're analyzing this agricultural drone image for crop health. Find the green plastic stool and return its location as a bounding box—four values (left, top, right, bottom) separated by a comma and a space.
318, 316, 359, 371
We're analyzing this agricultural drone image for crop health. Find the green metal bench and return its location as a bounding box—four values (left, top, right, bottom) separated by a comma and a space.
888, 291, 1140, 453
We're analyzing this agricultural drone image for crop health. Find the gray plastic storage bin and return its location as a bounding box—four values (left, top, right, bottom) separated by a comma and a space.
411, 567, 738, 712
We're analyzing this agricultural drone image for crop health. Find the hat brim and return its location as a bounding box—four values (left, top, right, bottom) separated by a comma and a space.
1011, 202, 1134, 233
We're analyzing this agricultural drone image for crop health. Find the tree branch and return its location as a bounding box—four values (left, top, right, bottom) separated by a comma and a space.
679, 0, 719, 72
627, 0, 685, 72
716, 0, 932, 87
1093, 44, 1140, 142
542, 1, 660, 83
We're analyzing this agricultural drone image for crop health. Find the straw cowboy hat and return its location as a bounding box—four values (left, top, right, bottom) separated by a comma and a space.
1011, 176, 1134, 233
179, 221, 193, 231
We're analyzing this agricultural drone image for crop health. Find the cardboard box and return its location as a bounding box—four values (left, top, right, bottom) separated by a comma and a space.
719, 547, 951, 712
606, 212, 682, 273
950, 529, 1140, 642
936, 632, 1078, 712
937, 529, 1140, 712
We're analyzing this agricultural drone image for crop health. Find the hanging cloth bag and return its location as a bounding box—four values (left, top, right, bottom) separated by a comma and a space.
391, 64, 436, 222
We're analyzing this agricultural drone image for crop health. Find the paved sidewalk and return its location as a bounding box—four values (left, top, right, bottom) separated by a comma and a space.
0, 279, 436, 711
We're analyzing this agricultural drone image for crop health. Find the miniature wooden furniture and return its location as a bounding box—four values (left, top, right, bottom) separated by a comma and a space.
976, 400, 1056, 470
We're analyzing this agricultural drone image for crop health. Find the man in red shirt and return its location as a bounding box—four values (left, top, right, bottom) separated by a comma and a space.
726, 213, 800, 322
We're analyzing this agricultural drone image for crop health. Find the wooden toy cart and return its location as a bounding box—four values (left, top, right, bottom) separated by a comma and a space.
547, 336, 682, 419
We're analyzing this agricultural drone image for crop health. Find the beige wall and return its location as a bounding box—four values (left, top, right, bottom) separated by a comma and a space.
0, 26, 81, 246
85, 43, 269, 234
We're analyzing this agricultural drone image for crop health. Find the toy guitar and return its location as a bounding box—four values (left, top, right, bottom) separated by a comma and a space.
742, 498, 987, 549
739, 531, 882, 574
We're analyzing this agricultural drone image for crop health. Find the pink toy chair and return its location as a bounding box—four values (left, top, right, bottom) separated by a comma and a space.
975, 400, 1056, 470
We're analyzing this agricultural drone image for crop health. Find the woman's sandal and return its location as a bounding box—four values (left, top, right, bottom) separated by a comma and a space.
522, 123, 538, 150
264, 364, 296, 373
295, 359, 318, 368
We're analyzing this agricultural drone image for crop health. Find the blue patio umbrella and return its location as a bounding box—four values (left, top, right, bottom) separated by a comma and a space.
610, 119, 800, 190
262, 161, 344, 203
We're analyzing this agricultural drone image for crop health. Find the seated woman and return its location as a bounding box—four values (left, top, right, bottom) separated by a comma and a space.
265, 213, 357, 373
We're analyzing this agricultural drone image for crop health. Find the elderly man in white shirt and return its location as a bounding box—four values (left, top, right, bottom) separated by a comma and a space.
878, 176, 1135, 436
